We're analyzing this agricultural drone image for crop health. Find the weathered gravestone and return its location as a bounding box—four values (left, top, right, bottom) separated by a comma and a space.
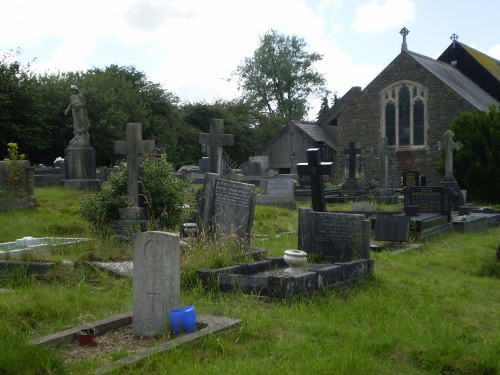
257, 178, 295, 209
372, 137, 399, 204
198, 119, 234, 177
298, 208, 371, 262
440, 130, 464, 210
133, 231, 180, 337
241, 162, 262, 176
343, 141, 361, 191
374, 214, 410, 242
198, 174, 256, 242
296, 148, 333, 212
112, 123, 155, 237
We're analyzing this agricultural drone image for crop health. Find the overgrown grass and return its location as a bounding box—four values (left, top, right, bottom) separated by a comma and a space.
0, 187, 499, 374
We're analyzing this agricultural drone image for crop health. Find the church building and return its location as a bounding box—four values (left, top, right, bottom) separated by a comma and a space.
257, 29, 500, 187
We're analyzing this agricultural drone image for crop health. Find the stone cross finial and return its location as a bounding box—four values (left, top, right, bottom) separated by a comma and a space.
443, 130, 462, 178
297, 148, 333, 212
198, 119, 234, 177
400, 27, 409, 51
114, 123, 155, 208
450, 33, 459, 47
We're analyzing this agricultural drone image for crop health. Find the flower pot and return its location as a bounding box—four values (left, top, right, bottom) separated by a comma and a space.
284, 250, 308, 274
170, 305, 197, 336
76, 328, 97, 346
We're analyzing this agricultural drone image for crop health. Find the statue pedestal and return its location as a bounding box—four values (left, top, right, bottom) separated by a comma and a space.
61, 145, 101, 190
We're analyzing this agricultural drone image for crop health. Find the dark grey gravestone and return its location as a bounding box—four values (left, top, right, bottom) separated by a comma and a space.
374, 214, 410, 242
242, 162, 262, 176
213, 179, 256, 241
198, 119, 234, 177
404, 186, 451, 220
132, 231, 180, 337
298, 208, 371, 262
296, 148, 333, 212
198, 157, 210, 174
402, 170, 420, 187
343, 141, 361, 191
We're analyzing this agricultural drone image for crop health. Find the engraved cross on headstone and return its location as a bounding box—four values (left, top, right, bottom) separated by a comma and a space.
147, 280, 161, 313
114, 123, 155, 208
198, 119, 234, 177
297, 148, 333, 212
443, 130, 463, 178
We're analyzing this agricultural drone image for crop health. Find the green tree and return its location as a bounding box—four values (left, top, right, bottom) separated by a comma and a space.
0, 50, 53, 162
449, 104, 500, 203
231, 29, 328, 121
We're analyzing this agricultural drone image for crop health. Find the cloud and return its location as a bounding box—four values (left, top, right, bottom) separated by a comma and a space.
351, 0, 416, 34
488, 44, 500, 60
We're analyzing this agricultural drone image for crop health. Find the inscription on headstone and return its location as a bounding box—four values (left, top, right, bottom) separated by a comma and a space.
404, 186, 451, 219
298, 208, 370, 262
133, 231, 180, 337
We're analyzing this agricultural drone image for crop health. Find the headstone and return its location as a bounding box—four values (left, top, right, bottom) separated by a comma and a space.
372, 137, 399, 204
198, 175, 256, 242
257, 178, 295, 209
343, 141, 361, 191
241, 162, 262, 176
114, 123, 155, 214
402, 170, 420, 187
404, 186, 452, 220
133, 231, 180, 337
198, 157, 210, 174
112, 123, 155, 236
213, 179, 256, 241
198, 119, 234, 177
296, 148, 333, 212
374, 214, 410, 242
298, 208, 371, 262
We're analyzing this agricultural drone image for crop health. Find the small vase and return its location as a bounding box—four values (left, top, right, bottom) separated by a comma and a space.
76, 328, 97, 346
284, 250, 308, 274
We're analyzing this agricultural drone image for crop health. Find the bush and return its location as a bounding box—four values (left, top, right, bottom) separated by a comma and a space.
80, 154, 191, 234
448, 104, 500, 204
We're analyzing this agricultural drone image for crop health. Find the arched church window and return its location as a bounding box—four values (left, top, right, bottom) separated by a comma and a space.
381, 82, 428, 148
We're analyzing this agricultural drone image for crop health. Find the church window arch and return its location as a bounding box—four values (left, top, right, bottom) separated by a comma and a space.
380, 82, 428, 148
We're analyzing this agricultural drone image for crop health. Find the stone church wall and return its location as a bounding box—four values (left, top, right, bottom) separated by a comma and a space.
336, 52, 477, 188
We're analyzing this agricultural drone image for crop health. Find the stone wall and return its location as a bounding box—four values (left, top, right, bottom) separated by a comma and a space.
336, 52, 477, 187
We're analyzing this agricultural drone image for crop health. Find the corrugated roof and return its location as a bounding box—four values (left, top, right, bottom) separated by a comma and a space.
408, 51, 498, 111
294, 121, 336, 149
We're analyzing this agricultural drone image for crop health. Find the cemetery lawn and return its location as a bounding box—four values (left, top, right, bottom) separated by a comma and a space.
0, 187, 499, 374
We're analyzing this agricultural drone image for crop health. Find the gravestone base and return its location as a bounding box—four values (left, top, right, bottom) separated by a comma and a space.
197, 257, 374, 299
61, 146, 101, 190
375, 188, 400, 205
441, 177, 464, 211
111, 207, 150, 239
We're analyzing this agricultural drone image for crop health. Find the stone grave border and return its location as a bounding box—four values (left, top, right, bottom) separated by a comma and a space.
29, 311, 241, 374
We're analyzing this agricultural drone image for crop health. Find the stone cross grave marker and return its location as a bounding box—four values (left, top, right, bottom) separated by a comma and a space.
114, 123, 155, 210
297, 148, 333, 212
344, 141, 361, 180
376, 137, 388, 189
198, 119, 234, 177
133, 231, 180, 337
443, 130, 463, 178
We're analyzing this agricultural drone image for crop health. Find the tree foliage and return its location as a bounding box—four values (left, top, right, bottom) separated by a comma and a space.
231, 29, 327, 121
0, 50, 53, 162
450, 104, 500, 204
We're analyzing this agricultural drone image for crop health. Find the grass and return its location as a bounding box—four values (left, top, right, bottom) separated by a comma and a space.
0, 187, 499, 374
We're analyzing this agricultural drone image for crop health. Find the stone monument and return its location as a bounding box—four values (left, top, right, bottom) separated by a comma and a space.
133, 231, 180, 337
61, 85, 101, 189
343, 141, 361, 192
198, 119, 234, 177
440, 130, 464, 210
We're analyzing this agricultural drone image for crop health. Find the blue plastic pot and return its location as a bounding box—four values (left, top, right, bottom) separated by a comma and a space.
170, 305, 196, 335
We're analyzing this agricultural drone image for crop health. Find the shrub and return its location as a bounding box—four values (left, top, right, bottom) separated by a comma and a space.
80, 154, 191, 234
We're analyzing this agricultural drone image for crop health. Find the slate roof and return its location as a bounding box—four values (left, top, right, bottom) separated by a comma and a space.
294, 121, 335, 149
408, 51, 498, 111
